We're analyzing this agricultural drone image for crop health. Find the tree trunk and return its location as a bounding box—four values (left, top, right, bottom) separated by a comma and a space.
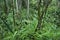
12, 0, 16, 31
0, 0, 13, 33
27, 0, 29, 19
35, 0, 41, 31
35, 0, 52, 31
16, 0, 19, 13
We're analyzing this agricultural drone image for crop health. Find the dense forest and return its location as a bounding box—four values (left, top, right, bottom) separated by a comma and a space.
0, 0, 60, 40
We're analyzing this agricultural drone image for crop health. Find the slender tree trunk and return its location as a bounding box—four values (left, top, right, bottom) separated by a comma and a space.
35, 0, 41, 31
24, 0, 29, 19
4, 0, 8, 15
27, 0, 29, 19
0, 0, 13, 33
35, 0, 52, 31
18, 0, 22, 10
12, 0, 16, 31
16, 0, 19, 13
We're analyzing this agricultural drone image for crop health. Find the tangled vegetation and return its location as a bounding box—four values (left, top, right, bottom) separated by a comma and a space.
0, 0, 60, 40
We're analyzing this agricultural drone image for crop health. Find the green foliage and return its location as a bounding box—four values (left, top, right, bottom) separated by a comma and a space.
0, 0, 60, 40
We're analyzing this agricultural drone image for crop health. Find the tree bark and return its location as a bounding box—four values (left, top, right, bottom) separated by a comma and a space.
35, 0, 52, 31
12, 0, 16, 31
27, 0, 29, 19
16, 0, 19, 13
35, 0, 41, 31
